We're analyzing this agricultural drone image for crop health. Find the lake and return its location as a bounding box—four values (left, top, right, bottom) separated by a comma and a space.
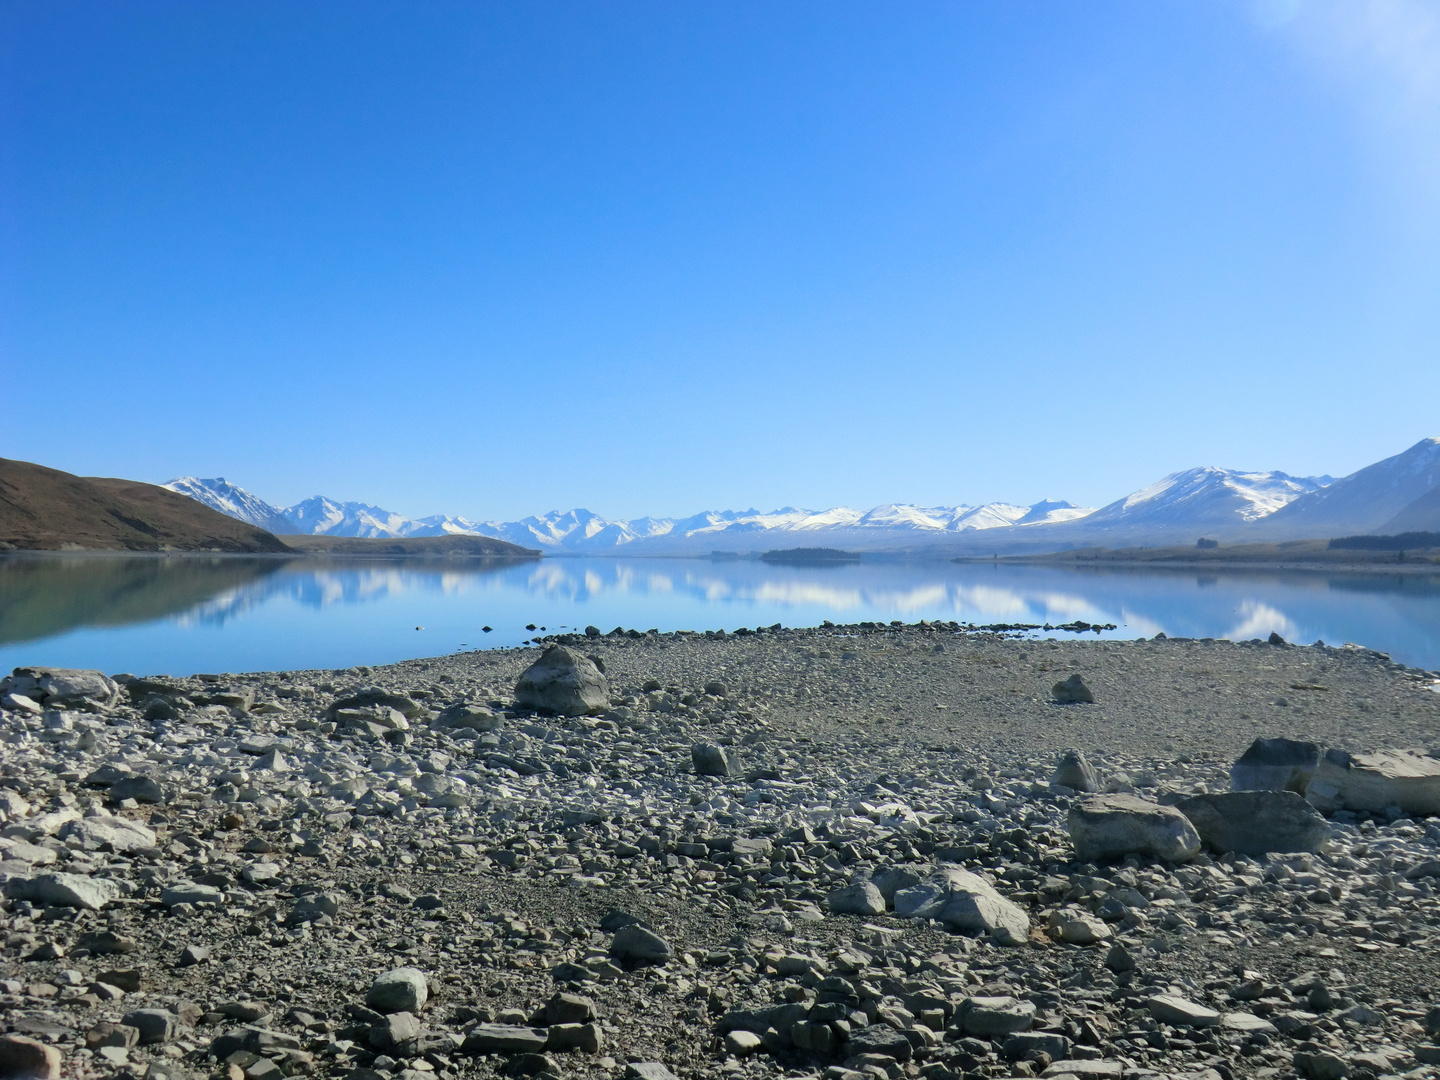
2, 553, 1439, 676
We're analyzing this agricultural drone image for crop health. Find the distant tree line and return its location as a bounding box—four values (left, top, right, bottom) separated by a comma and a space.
759, 547, 862, 564
1328, 532, 1440, 552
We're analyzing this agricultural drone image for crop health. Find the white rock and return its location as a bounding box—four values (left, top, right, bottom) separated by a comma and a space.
1305, 749, 1440, 816
6, 872, 119, 910
0, 666, 119, 710
64, 816, 157, 854
893, 865, 1030, 945
1048, 909, 1112, 945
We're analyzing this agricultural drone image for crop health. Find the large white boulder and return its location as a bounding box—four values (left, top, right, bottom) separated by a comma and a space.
1067, 794, 1200, 863
63, 815, 158, 854
1305, 749, 1440, 816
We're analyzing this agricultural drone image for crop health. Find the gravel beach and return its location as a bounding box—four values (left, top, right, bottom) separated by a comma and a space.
2, 624, 1439, 1080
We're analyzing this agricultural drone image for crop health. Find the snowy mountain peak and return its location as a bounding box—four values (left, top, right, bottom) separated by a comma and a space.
1015, 499, 1092, 525
163, 477, 294, 535
1089, 467, 1331, 531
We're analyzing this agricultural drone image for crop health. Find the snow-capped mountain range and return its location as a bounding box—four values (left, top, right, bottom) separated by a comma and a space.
159, 479, 1097, 551
163, 438, 1440, 554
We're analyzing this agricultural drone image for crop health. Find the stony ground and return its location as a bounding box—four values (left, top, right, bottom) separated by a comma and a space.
2, 623, 1440, 1080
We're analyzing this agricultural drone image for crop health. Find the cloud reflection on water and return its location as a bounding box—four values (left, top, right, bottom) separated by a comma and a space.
4, 554, 1440, 674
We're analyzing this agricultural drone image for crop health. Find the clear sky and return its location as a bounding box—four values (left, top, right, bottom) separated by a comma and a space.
3, 1, 1438, 521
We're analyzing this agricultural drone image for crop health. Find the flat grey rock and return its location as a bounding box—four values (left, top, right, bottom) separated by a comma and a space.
1068, 794, 1200, 863
160, 883, 225, 907
1042, 1061, 1124, 1078
461, 1023, 548, 1054
960, 996, 1035, 1037
6, 872, 118, 911
1146, 994, 1220, 1027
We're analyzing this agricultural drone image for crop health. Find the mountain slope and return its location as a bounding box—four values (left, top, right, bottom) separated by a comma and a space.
1072, 467, 1331, 539
1, 459, 290, 553
165, 477, 294, 534
1376, 483, 1440, 534
1258, 438, 1440, 537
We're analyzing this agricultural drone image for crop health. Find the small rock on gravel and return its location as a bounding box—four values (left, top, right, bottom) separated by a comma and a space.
1052, 674, 1095, 703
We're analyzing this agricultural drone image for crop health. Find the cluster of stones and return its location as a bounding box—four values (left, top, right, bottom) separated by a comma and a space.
0, 628, 1436, 1080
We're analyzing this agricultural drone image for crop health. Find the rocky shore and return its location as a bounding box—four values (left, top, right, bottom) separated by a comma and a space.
1, 624, 1439, 1080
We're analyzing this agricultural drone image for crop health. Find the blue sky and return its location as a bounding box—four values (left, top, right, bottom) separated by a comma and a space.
3, 1, 1438, 520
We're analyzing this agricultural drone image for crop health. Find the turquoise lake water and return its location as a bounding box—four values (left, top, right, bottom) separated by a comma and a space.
2, 553, 1438, 676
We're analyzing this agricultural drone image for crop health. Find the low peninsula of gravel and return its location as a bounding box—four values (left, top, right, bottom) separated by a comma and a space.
2, 624, 1440, 1080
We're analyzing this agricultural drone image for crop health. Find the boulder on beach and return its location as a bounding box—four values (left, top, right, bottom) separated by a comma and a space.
893, 865, 1030, 945
1, 666, 119, 711
691, 743, 733, 777
1229, 737, 1320, 794
367, 967, 428, 1014
1051, 674, 1095, 704
1175, 790, 1331, 855
826, 880, 886, 916
1305, 748, 1440, 816
1067, 794, 1200, 863
513, 646, 610, 716
1051, 749, 1099, 792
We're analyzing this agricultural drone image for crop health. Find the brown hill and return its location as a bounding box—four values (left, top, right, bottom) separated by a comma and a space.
0, 458, 292, 553
279, 534, 539, 557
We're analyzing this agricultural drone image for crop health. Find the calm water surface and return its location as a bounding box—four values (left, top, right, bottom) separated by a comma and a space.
2, 553, 1440, 676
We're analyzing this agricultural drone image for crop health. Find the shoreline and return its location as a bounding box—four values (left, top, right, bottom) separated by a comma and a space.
966, 556, 1440, 575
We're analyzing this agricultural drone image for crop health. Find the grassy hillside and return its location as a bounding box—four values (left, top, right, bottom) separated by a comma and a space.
0, 457, 291, 553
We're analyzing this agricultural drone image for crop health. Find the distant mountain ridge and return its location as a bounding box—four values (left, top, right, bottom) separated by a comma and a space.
163, 478, 1095, 551
164, 437, 1440, 554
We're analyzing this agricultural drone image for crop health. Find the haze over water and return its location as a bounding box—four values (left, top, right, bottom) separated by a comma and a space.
2, 554, 1438, 677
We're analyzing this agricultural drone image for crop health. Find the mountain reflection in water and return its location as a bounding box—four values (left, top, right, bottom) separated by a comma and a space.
1, 554, 1438, 675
